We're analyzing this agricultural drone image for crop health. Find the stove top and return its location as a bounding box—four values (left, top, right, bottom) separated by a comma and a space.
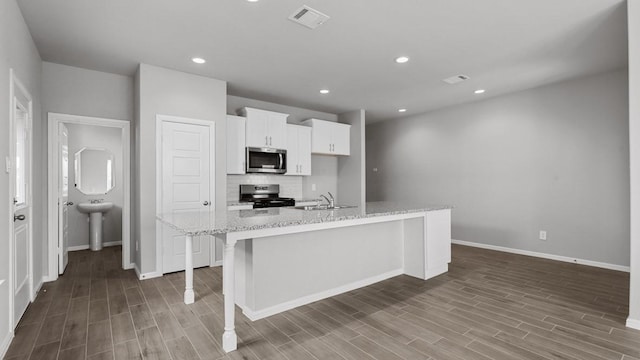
239, 184, 295, 208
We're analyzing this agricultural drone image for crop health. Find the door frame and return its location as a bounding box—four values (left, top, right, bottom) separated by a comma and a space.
8, 69, 34, 330
47, 113, 132, 281
155, 114, 216, 275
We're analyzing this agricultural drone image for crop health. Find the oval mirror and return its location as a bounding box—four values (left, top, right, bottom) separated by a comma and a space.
74, 147, 115, 195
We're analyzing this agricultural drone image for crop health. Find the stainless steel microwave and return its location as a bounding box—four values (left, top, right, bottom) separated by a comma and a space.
246, 147, 287, 174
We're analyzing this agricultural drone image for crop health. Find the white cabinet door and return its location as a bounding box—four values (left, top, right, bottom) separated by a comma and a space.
332, 122, 351, 156
267, 113, 287, 149
298, 126, 312, 175
307, 119, 333, 154
285, 125, 299, 176
226, 115, 246, 174
285, 125, 312, 176
245, 111, 269, 148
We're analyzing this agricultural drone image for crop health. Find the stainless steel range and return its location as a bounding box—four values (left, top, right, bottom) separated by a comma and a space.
239, 184, 295, 208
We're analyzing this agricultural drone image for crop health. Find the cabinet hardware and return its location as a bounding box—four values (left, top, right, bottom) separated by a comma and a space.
269, 137, 272, 146
203, 201, 210, 206
14, 214, 25, 222
265, 136, 268, 146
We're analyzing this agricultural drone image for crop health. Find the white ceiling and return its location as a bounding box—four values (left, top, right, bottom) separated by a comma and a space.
17, 0, 627, 122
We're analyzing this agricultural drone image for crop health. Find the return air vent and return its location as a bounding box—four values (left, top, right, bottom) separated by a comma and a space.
288, 5, 330, 29
443, 74, 470, 84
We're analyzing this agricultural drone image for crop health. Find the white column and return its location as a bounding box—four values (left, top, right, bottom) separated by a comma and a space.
222, 237, 238, 352
628, 0, 640, 329
184, 234, 195, 304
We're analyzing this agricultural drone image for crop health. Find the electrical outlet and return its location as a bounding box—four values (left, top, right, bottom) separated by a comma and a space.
136, 241, 139, 251
539, 230, 547, 241
311, 184, 316, 191
373, 168, 378, 172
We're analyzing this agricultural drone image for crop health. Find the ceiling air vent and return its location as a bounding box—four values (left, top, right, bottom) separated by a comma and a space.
443, 74, 470, 85
288, 5, 330, 29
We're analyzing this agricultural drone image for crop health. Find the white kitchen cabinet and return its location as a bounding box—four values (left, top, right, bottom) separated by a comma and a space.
226, 115, 246, 174
239, 107, 288, 149
301, 118, 351, 156
285, 124, 312, 176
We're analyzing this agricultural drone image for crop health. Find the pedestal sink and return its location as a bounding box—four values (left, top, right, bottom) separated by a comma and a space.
77, 202, 113, 251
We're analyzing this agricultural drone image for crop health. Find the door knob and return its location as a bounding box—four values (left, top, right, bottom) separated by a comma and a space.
66, 202, 74, 206
203, 201, 210, 206
14, 214, 25, 222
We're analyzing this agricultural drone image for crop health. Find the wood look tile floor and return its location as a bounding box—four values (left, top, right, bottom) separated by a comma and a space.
5, 245, 640, 360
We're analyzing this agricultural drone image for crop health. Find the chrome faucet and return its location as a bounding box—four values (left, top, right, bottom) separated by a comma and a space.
320, 192, 335, 208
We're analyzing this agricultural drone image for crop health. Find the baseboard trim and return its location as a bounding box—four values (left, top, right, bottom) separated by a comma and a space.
32, 277, 44, 302
0, 330, 13, 360
68, 241, 122, 252
211, 260, 223, 267
241, 268, 404, 321
626, 318, 640, 330
135, 265, 162, 281
452, 239, 630, 272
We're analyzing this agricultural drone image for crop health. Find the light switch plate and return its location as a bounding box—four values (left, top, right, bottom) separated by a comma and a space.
311, 184, 317, 191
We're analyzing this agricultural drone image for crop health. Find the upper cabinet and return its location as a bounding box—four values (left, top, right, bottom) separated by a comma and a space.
301, 118, 351, 156
239, 107, 288, 149
285, 124, 312, 176
227, 115, 246, 175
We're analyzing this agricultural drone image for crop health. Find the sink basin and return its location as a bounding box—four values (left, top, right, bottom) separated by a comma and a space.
77, 202, 113, 251
294, 205, 356, 210
77, 202, 114, 214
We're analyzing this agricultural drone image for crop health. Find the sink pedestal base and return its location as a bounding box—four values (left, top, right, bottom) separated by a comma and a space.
89, 212, 103, 251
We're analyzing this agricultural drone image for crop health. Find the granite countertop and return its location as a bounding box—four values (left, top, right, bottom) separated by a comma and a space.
295, 198, 321, 203
227, 201, 252, 207
158, 201, 452, 236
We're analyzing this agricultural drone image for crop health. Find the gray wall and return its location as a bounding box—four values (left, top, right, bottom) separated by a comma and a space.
0, 0, 43, 345
338, 110, 366, 207
42, 61, 135, 265
367, 69, 630, 267
42, 62, 134, 121
227, 95, 339, 200
66, 124, 123, 249
137, 64, 227, 275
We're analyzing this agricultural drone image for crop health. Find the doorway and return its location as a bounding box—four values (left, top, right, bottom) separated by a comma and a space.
47, 113, 131, 281
156, 115, 215, 274
9, 70, 34, 327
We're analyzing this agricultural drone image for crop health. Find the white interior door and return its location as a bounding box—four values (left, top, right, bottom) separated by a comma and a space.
58, 124, 69, 274
161, 121, 212, 273
11, 80, 32, 325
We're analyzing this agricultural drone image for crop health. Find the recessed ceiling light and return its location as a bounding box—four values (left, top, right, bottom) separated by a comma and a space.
247, 0, 259, 2
192, 57, 206, 64
395, 56, 410, 64
320, 89, 330, 94
474, 89, 486, 94
398, 108, 407, 113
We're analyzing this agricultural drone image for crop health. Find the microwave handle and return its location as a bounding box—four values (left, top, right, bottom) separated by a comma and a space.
279, 152, 284, 169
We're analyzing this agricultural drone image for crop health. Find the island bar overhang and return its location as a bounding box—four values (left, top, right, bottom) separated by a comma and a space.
157, 202, 452, 353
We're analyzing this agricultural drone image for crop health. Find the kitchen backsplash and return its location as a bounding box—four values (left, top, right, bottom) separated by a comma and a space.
227, 174, 303, 201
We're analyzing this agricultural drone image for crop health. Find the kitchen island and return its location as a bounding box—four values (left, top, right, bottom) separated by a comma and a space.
157, 202, 452, 353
